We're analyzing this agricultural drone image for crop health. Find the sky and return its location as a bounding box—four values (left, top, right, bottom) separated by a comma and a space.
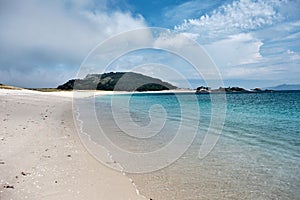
0, 0, 299, 88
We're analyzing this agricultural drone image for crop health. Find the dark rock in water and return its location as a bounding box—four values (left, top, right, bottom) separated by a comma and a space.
208, 86, 250, 93
196, 86, 210, 93
264, 89, 274, 92
252, 88, 263, 92
225, 87, 249, 92
196, 86, 209, 91
251, 88, 274, 93
57, 72, 177, 91
196, 86, 252, 93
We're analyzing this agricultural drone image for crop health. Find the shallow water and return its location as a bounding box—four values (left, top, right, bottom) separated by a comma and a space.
92, 91, 300, 199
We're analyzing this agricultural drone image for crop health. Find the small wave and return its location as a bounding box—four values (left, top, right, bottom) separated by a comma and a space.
73, 105, 147, 199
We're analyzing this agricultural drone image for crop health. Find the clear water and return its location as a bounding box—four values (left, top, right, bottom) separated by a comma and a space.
93, 91, 300, 199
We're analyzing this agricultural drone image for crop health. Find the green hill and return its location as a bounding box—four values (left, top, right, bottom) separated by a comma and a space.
57, 72, 177, 91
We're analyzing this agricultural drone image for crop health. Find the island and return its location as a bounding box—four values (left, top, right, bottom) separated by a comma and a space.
57, 72, 177, 91
196, 86, 274, 93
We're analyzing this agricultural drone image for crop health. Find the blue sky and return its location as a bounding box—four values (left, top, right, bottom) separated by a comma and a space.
0, 0, 299, 88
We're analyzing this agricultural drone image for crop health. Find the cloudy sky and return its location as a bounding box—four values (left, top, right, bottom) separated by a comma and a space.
0, 0, 299, 88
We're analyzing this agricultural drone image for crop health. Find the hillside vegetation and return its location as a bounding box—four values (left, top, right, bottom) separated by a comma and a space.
57, 72, 177, 91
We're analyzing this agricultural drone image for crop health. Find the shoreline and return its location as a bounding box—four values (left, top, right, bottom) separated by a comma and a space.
72, 101, 146, 198
0, 89, 147, 200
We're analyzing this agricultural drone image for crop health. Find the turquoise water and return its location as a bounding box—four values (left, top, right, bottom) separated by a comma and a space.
93, 91, 300, 199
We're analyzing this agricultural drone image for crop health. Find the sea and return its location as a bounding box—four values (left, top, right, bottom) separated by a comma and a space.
76, 91, 300, 200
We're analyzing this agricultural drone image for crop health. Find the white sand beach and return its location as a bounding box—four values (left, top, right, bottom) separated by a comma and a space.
0, 89, 147, 200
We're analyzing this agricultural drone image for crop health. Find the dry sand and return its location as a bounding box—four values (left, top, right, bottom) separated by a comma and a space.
0, 89, 147, 200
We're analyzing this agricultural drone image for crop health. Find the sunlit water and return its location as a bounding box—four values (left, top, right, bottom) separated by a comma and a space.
92, 91, 300, 199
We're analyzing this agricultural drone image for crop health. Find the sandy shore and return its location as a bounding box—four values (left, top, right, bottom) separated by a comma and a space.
0, 89, 147, 200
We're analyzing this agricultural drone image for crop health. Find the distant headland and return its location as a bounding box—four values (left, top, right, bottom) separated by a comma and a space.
265, 84, 300, 91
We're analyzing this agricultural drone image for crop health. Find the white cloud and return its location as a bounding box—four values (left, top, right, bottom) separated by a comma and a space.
153, 32, 194, 49
286, 50, 300, 61
171, 0, 300, 83
223, 62, 300, 82
175, 0, 283, 43
0, 0, 147, 87
224, 66, 271, 79
163, 1, 222, 26
204, 33, 263, 67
